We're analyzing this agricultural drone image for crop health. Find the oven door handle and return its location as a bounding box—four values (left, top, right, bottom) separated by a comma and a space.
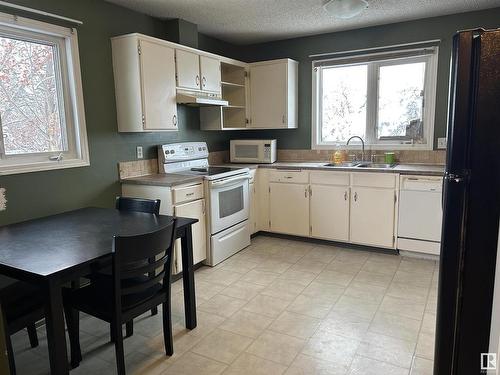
209, 175, 249, 188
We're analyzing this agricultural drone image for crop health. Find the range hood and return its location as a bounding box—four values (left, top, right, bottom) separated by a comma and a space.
176, 90, 228, 106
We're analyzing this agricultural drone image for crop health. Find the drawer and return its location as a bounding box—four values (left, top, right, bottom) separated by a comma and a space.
172, 183, 204, 204
310, 171, 349, 186
351, 172, 397, 189
269, 169, 309, 183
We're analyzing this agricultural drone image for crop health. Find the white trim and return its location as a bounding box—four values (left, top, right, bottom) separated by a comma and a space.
308, 39, 440, 58
0, 12, 89, 175
311, 45, 438, 151
0, 1, 82, 25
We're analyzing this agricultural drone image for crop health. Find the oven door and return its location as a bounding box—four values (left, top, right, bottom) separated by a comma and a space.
209, 174, 249, 234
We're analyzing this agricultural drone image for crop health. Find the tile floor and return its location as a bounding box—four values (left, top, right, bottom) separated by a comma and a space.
13, 235, 438, 375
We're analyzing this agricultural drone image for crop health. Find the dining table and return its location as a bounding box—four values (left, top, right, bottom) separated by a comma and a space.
0, 207, 198, 375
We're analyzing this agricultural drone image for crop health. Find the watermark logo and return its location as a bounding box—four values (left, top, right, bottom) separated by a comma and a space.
481, 353, 497, 372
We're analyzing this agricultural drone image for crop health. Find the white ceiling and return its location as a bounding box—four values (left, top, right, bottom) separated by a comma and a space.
106, 0, 500, 44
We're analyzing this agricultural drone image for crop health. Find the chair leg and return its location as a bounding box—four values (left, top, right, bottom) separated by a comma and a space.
27, 324, 38, 348
5, 332, 16, 375
162, 302, 173, 356
125, 321, 133, 337
63, 305, 82, 369
151, 307, 158, 316
112, 320, 126, 375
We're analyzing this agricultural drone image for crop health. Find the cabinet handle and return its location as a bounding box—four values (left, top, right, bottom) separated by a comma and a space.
354, 192, 358, 202
344, 191, 348, 201
202, 76, 206, 88
196, 75, 200, 87
172, 114, 177, 126
282, 114, 285, 124
305, 187, 308, 198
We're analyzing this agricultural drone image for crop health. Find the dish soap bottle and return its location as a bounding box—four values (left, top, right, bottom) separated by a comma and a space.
333, 147, 344, 165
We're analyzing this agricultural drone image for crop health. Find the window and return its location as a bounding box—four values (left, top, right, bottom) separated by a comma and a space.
312, 46, 438, 150
0, 13, 88, 175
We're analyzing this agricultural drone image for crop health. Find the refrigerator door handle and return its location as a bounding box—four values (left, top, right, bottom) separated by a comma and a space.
444, 172, 465, 183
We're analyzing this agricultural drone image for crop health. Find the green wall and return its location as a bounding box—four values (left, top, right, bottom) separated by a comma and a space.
230, 7, 500, 149
0, 0, 242, 225
1, 0, 500, 226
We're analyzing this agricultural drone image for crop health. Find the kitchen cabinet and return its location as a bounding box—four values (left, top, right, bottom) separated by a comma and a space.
112, 35, 178, 132
176, 50, 222, 94
310, 185, 350, 242
174, 198, 207, 273
269, 182, 309, 237
350, 173, 398, 248
248, 170, 258, 235
249, 59, 298, 129
200, 55, 222, 93
256, 168, 270, 232
175, 49, 201, 91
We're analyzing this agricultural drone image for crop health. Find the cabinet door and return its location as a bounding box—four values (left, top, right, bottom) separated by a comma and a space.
269, 182, 309, 237
139, 40, 177, 130
249, 62, 287, 128
310, 185, 349, 242
248, 182, 257, 234
200, 55, 221, 94
350, 187, 396, 248
173, 199, 207, 273
176, 49, 201, 90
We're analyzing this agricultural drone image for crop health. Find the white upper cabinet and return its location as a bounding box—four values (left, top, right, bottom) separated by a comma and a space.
200, 55, 221, 94
249, 59, 298, 129
175, 49, 201, 91
176, 50, 222, 94
112, 35, 178, 132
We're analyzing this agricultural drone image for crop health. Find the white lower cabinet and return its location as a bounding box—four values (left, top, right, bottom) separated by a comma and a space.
269, 182, 309, 237
173, 198, 207, 274
350, 187, 397, 248
248, 180, 257, 235
310, 184, 350, 242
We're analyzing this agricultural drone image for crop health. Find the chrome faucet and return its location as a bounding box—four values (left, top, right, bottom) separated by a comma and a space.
346, 136, 365, 162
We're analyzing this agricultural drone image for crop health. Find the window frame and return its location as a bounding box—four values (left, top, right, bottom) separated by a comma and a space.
0, 12, 89, 175
311, 46, 438, 150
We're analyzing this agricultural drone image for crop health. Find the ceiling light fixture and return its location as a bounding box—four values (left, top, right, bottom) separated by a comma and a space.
323, 0, 369, 19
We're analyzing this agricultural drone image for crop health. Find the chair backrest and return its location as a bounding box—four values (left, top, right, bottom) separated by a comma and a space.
112, 219, 177, 307
115, 196, 161, 215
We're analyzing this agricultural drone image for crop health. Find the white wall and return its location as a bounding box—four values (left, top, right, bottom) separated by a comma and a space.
489, 222, 500, 374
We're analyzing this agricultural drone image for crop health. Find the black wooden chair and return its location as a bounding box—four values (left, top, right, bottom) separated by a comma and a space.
0, 278, 45, 375
64, 219, 177, 374
88, 196, 162, 339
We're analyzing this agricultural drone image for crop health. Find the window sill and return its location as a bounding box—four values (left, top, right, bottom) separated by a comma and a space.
312, 143, 435, 151
0, 158, 90, 176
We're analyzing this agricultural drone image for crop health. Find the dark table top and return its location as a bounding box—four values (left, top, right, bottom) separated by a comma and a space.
0, 207, 196, 279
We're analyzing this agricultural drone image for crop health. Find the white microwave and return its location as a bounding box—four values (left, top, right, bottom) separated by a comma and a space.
230, 139, 277, 164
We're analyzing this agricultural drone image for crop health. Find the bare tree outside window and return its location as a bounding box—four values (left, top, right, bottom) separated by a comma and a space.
321, 64, 367, 142
0, 36, 65, 155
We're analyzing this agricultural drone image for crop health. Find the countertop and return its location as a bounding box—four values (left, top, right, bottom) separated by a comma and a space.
120, 174, 203, 187
218, 162, 445, 176
120, 162, 444, 187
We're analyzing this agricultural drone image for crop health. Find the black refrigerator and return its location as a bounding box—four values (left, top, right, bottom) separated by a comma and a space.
434, 29, 500, 374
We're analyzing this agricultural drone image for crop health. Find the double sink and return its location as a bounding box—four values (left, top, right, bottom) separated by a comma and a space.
324, 161, 396, 169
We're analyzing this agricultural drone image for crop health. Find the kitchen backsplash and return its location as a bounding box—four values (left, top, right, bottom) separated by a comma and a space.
118, 150, 230, 179
119, 149, 444, 179
277, 149, 446, 164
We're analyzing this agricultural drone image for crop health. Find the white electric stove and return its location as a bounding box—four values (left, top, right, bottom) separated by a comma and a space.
158, 142, 251, 266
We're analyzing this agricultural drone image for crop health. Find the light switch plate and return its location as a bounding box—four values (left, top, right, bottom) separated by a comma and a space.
437, 137, 447, 149
136, 146, 143, 159
0, 188, 6, 211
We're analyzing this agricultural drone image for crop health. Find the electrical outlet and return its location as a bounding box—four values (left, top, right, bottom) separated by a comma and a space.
0, 188, 6, 211
136, 146, 143, 159
437, 137, 447, 149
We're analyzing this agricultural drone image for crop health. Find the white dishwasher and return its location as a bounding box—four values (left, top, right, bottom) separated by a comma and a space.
397, 175, 443, 255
